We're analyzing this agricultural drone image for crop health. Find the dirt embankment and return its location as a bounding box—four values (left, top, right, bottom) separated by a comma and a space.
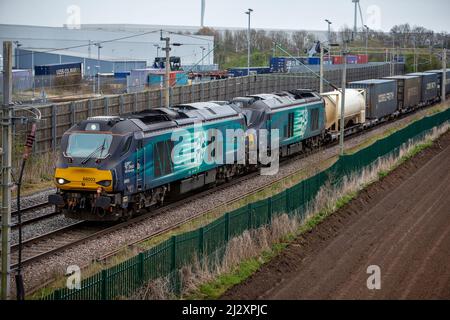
222, 131, 450, 300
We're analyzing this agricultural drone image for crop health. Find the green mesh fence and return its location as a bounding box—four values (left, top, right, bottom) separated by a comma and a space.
42, 108, 450, 300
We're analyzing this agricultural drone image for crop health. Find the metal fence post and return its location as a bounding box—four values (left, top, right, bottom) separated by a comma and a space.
200, 82, 204, 101
104, 96, 109, 116
285, 189, 290, 213
209, 81, 213, 100
224, 212, 230, 242
267, 197, 272, 224
223, 79, 228, 100
51, 104, 57, 153
134, 93, 138, 112
180, 86, 185, 104
119, 95, 124, 114
70, 102, 75, 126
171, 236, 176, 271
88, 99, 93, 118
138, 253, 144, 284
147, 90, 151, 109
101, 270, 107, 300
54, 289, 61, 300
198, 228, 204, 256
248, 203, 252, 229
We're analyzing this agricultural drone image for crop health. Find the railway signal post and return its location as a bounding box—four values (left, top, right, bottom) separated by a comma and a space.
320, 44, 324, 94
443, 48, 447, 103
1, 41, 13, 300
340, 41, 348, 156
161, 31, 171, 109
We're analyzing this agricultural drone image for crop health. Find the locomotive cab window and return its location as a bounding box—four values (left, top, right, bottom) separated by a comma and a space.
121, 136, 133, 155
66, 133, 113, 159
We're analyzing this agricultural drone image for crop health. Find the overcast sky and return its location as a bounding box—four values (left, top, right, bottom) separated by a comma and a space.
1, 0, 449, 33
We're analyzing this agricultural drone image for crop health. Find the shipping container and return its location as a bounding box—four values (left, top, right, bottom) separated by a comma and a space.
356, 54, 369, 64
394, 55, 406, 63
346, 55, 358, 64
270, 57, 308, 72
425, 69, 450, 96
308, 57, 321, 65
228, 67, 271, 77
127, 68, 159, 93
348, 79, 397, 119
34, 62, 83, 88
270, 57, 286, 72
406, 72, 439, 103
147, 70, 188, 87
114, 72, 131, 79
0, 69, 33, 93
332, 56, 344, 65
175, 72, 188, 86
383, 75, 421, 110
34, 62, 83, 77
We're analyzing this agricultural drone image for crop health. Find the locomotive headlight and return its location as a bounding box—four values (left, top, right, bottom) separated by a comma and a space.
97, 180, 112, 187
56, 178, 70, 185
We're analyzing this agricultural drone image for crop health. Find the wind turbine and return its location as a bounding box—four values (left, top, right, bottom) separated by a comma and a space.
352, 0, 364, 41
201, 0, 206, 27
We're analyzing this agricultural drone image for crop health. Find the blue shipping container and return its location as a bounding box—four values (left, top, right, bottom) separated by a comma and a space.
228, 67, 271, 77
270, 57, 287, 73
114, 72, 131, 79
34, 62, 83, 76
176, 72, 188, 86
346, 55, 358, 64
406, 72, 439, 103
348, 79, 397, 119
270, 57, 309, 72
308, 57, 320, 65
425, 69, 450, 95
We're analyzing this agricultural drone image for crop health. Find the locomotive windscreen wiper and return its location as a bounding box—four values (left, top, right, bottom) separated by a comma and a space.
81, 138, 107, 164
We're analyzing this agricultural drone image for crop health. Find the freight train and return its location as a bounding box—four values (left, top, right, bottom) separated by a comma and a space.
49, 68, 449, 221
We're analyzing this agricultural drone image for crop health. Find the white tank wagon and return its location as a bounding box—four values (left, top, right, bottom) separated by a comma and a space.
321, 89, 366, 132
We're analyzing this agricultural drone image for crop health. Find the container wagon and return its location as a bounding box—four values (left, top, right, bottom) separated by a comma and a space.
321, 89, 366, 132
348, 79, 397, 119
383, 75, 421, 110
425, 69, 450, 97
406, 72, 439, 105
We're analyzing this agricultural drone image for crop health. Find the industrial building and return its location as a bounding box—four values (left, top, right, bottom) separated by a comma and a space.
0, 24, 215, 70
16, 48, 147, 76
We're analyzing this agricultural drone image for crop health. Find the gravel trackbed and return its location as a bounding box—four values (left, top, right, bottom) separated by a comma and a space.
222, 131, 450, 300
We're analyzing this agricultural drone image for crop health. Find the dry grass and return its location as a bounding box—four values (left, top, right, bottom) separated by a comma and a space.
10, 151, 56, 196
133, 123, 449, 300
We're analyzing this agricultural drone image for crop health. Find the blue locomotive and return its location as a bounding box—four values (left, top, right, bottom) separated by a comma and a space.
49, 90, 327, 221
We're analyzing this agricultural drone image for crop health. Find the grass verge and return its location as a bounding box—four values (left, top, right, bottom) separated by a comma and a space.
175, 126, 448, 300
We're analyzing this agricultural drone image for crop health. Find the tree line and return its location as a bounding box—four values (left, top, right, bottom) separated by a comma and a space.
180, 25, 449, 68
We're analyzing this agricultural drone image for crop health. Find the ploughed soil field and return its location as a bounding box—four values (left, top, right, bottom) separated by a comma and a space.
222, 131, 450, 300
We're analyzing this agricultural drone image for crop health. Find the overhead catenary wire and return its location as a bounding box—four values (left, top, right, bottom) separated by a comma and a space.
273, 42, 342, 92
10, 29, 214, 61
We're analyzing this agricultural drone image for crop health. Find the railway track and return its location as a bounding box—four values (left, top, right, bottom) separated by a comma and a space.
3, 102, 446, 272
8, 170, 263, 270
0, 202, 60, 231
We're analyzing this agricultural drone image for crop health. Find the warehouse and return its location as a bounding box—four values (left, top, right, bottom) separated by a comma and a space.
16, 48, 147, 76
0, 24, 215, 68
